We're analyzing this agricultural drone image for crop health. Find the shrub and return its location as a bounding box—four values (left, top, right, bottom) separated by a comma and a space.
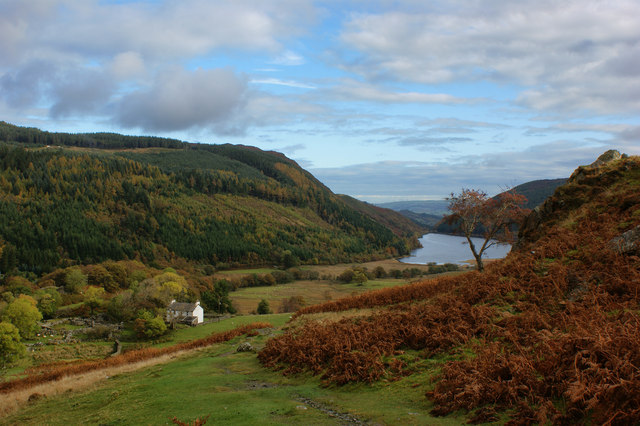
64, 268, 87, 294
257, 299, 271, 315
337, 269, 354, 283
353, 270, 368, 285
259, 273, 276, 286
0, 321, 26, 369
271, 270, 294, 284
134, 310, 167, 339
373, 266, 387, 278
35, 288, 61, 319
2, 295, 42, 339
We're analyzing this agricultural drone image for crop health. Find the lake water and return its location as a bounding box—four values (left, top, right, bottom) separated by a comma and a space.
399, 233, 511, 265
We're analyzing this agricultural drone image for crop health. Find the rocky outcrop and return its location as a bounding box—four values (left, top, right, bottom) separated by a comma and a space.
610, 225, 640, 256
569, 149, 624, 182
236, 342, 255, 353
590, 149, 624, 167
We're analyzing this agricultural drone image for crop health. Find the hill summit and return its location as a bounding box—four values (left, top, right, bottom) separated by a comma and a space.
259, 152, 640, 424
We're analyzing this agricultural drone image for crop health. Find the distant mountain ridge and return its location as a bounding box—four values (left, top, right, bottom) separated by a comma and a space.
377, 200, 450, 216
0, 122, 420, 274
378, 178, 568, 232
508, 178, 568, 210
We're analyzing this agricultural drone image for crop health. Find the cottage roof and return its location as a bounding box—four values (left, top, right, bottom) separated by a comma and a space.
168, 301, 199, 312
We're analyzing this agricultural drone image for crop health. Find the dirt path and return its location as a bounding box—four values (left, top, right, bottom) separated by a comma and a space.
0, 348, 202, 417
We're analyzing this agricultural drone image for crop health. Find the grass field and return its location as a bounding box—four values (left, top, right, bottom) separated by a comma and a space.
152, 313, 291, 347
230, 278, 410, 314
227, 258, 466, 314
1, 322, 469, 426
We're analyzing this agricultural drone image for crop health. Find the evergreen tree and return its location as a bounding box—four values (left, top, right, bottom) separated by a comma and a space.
201, 280, 236, 314
257, 299, 271, 315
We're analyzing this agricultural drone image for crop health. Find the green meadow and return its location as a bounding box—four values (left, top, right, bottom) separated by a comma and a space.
2, 315, 469, 425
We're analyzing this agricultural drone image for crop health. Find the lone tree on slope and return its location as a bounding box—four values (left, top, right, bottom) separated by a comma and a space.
446, 188, 529, 272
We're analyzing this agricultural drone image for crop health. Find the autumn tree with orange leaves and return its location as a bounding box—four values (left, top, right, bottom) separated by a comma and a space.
446, 189, 529, 271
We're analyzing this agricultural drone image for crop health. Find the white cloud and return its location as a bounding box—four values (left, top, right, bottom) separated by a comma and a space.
417, 118, 510, 129
0, 0, 317, 65
332, 80, 481, 104
277, 144, 307, 155
339, 0, 640, 115
251, 78, 316, 89
270, 50, 306, 66
242, 93, 327, 127
0, 0, 320, 128
110, 52, 145, 79
523, 123, 640, 153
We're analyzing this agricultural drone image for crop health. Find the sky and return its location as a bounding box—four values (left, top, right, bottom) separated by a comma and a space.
1, 0, 639, 202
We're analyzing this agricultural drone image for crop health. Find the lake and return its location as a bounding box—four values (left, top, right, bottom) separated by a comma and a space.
399, 233, 511, 265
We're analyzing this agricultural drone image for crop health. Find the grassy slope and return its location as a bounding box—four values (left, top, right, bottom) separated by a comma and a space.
2, 317, 467, 426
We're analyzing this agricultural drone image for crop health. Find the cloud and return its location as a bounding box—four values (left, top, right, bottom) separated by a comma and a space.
617, 126, 640, 150
277, 144, 306, 155
0, 60, 52, 108
0, 1, 57, 66
417, 118, 510, 130
339, 0, 640, 115
0, 0, 321, 132
311, 140, 608, 202
0, 60, 115, 117
396, 136, 473, 148
50, 68, 116, 118
110, 52, 145, 79
523, 123, 640, 153
114, 67, 249, 133
242, 93, 328, 127
251, 78, 316, 89
270, 50, 306, 66
332, 80, 481, 104
0, 0, 317, 65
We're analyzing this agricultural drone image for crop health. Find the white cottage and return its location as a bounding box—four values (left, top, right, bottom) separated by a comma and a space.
166, 300, 204, 325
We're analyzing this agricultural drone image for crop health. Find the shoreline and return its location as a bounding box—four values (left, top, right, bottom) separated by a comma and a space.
398, 232, 511, 266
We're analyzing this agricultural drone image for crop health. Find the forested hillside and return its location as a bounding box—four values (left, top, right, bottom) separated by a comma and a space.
0, 122, 421, 275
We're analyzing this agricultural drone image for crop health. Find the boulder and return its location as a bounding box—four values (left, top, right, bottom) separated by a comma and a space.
589, 149, 622, 168
609, 225, 640, 255
236, 342, 255, 353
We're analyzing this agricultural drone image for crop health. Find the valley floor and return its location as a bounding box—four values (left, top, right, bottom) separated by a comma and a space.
222, 259, 467, 314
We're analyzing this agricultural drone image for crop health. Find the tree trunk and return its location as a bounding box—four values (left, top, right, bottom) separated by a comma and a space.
473, 252, 485, 272
466, 236, 485, 272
